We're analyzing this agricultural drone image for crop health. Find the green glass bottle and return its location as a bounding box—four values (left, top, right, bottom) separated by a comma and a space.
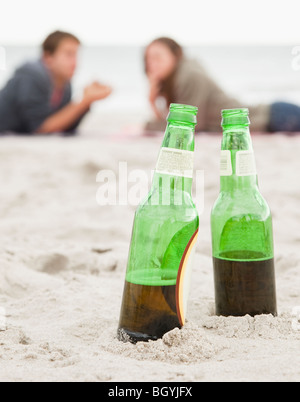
118, 104, 199, 343
211, 108, 277, 317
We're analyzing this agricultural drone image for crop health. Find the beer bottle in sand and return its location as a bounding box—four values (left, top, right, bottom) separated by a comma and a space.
118, 104, 199, 343
211, 108, 277, 317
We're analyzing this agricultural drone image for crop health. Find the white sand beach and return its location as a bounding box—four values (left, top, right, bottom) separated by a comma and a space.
0, 127, 300, 382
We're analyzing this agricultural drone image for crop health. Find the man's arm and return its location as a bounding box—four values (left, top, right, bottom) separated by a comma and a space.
36, 82, 112, 134
36, 99, 89, 134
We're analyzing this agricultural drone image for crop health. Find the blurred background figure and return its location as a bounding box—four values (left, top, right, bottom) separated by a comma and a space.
0, 31, 112, 135
144, 37, 300, 134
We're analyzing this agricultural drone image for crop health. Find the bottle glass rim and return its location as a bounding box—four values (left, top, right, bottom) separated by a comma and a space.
168, 103, 198, 125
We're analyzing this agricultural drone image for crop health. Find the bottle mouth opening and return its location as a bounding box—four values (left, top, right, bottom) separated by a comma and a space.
222, 108, 250, 126
167, 103, 198, 125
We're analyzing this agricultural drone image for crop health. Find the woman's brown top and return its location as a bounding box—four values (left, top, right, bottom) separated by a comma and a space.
145, 59, 271, 133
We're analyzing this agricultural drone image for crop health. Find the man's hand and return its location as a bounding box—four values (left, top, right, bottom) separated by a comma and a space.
83, 81, 112, 106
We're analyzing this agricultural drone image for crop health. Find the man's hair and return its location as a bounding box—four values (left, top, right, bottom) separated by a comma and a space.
42, 31, 81, 55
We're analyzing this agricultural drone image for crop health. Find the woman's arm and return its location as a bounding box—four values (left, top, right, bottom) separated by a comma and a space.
148, 75, 164, 119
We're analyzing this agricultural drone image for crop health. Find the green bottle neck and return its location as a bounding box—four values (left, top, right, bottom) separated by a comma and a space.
161, 121, 195, 150
221, 125, 258, 193
152, 121, 196, 197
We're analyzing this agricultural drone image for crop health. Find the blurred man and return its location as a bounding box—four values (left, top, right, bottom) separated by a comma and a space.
0, 31, 112, 135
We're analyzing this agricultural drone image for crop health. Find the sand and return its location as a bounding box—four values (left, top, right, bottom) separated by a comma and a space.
0, 130, 300, 382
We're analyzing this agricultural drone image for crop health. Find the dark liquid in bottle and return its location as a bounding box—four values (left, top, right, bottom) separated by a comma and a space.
118, 281, 180, 344
213, 251, 277, 317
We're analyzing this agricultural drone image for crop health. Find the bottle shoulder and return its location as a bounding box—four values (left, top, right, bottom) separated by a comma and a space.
212, 188, 271, 219
136, 197, 199, 224
139, 186, 197, 209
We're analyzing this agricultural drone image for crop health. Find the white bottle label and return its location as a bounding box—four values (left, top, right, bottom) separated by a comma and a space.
220, 150, 233, 176
236, 151, 257, 176
156, 147, 194, 178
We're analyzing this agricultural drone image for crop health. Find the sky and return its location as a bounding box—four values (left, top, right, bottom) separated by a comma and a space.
1, 0, 300, 46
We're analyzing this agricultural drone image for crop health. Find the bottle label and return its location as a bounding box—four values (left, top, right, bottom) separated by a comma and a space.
220, 150, 233, 176
176, 230, 199, 326
236, 151, 257, 176
156, 148, 194, 178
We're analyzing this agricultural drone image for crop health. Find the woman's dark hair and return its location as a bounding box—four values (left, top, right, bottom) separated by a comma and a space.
144, 37, 184, 105
42, 31, 81, 55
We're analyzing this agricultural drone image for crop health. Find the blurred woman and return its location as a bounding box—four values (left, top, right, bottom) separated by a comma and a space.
144, 37, 300, 133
